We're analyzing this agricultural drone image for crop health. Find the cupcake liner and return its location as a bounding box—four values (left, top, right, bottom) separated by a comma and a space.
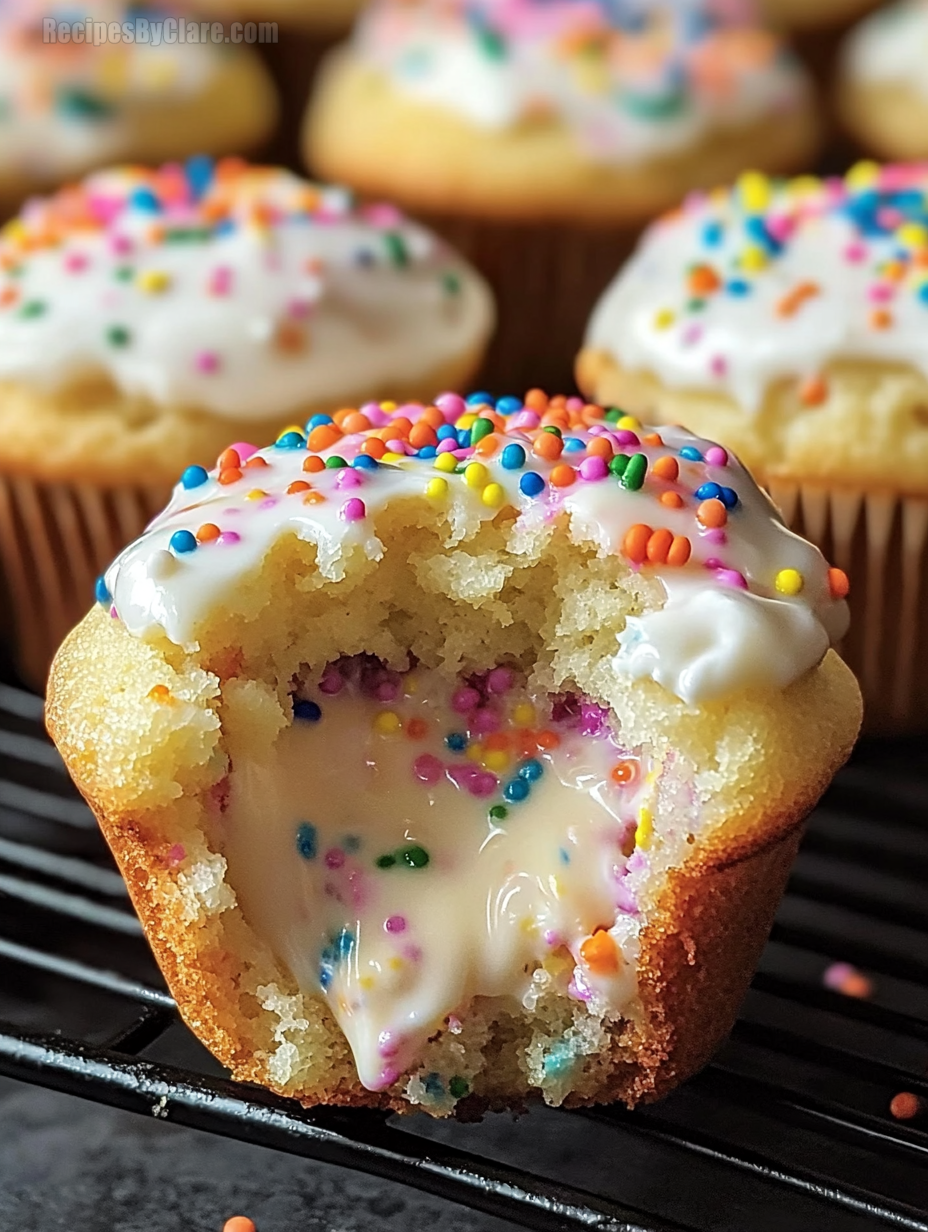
767, 480, 928, 733
420, 215, 640, 397
0, 474, 168, 691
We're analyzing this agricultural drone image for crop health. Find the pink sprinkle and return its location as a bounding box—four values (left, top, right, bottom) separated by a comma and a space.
471, 707, 500, 735
109, 233, 133, 255
336, 469, 362, 489
716, 568, 748, 590
217, 531, 241, 546
435, 392, 467, 421
565, 396, 584, 412
341, 498, 366, 521
452, 686, 480, 713
403, 944, 422, 962
378, 1030, 399, 1057
487, 666, 513, 694
704, 445, 728, 466
704, 528, 727, 545
374, 1067, 399, 1090
512, 410, 540, 430
764, 214, 795, 244
709, 355, 728, 377
384, 914, 407, 934
208, 266, 233, 295
259, 498, 279, 510
64, 252, 89, 273
413, 753, 443, 785
325, 848, 345, 869
319, 665, 344, 694
287, 296, 313, 319
867, 283, 893, 303
469, 771, 498, 798
230, 442, 258, 461
579, 456, 608, 481
385, 438, 407, 453
543, 930, 560, 946
681, 323, 704, 347
195, 350, 220, 374
436, 438, 458, 454
376, 680, 398, 702
613, 430, 640, 448
165, 843, 186, 868
364, 202, 404, 227
364, 404, 391, 427
843, 241, 867, 263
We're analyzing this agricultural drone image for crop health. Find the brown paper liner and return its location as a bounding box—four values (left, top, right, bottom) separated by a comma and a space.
766, 479, 928, 735
257, 30, 342, 170
418, 215, 640, 397
0, 475, 169, 692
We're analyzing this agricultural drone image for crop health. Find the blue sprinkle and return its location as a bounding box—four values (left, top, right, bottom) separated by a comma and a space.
518, 758, 543, 782
424, 1072, 445, 1097
294, 699, 322, 722
353, 454, 379, 470
679, 446, 703, 462
295, 823, 317, 860
185, 154, 214, 199
718, 486, 739, 509
94, 575, 110, 606
559, 848, 570, 866
726, 279, 751, 296
336, 928, 354, 958
436, 423, 458, 441
495, 395, 522, 415
213, 218, 236, 238
519, 472, 545, 498
417, 445, 437, 459
169, 529, 197, 554
563, 437, 585, 453
318, 965, 333, 991
702, 220, 724, 247
744, 214, 781, 253
543, 1041, 576, 1079
276, 431, 305, 449
445, 732, 467, 752
181, 464, 208, 490
695, 481, 722, 501
467, 390, 493, 406
918, 283, 928, 305
307, 413, 333, 429
504, 778, 530, 803
457, 429, 472, 448
501, 443, 526, 470
129, 187, 160, 213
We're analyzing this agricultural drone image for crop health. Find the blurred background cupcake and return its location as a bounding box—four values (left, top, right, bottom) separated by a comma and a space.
0, 157, 494, 687
837, 0, 928, 160
0, 0, 278, 210
577, 162, 928, 733
760, 0, 882, 97
304, 0, 819, 394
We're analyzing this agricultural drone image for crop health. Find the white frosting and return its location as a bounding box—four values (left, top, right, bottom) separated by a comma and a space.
101, 406, 848, 705
842, 0, 928, 99
585, 169, 928, 412
355, 0, 809, 165
0, 166, 493, 419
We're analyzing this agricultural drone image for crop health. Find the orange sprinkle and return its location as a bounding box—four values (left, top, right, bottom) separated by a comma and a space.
0, 286, 19, 307
651, 455, 679, 482
218, 447, 240, 470
339, 411, 371, 435
687, 264, 721, 296
642, 432, 664, 447
580, 929, 619, 975
420, 405, 445, 429
828, 567, 850, 599
274, 322, 305, 353
196, 523, 221, 542
535, 729, 561, 751
582, 402, 605, 421
223, 1219, 257, 1232
484, 731, 511, 752
512, 729, 538, 759
775, 281, 820, 318
548, 395, 568, 410
697, 498, 727, 528
409, 423, 438, 449
303, 491, 325, 505
838, 971, 872, 998
646, 528, 673, 564
533, 432, 564, 461
798, 374, 828, 406
610, 760, 637, 785
308, 424, 342, 452
360, 437, 387, 460
287, 480, 311, 495
475, 433, 500, 458
524, 388, 549, 410
387, 416, 413, 439
870, 307, 893, 330
890, 1093, 923, 1121
667, 535, 692, 567
302, 454, 325, 473
660, 491, 684, 509
147, 684, 171, 702
623, 523, 653, 565
243, 456, 269, 469
541, 412, 570, 433
218, 468, 242, 485
549, 463, 577, 488
586, 436, 613, 460
405, 717, 428, 740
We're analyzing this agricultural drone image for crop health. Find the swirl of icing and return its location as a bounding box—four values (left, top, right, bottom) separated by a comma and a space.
585, 163, 928, 411
0, 160, 494, 419
842, 0, 928, 99
100, 392, 849, 704
353, 0, 810, 165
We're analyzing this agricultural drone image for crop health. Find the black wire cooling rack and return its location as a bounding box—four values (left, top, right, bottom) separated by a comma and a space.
1, 678, 927, 1232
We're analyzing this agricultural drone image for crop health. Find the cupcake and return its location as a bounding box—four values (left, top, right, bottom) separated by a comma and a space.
304, 0, 818, 393
838, 1, 928, 160
760, 0, 878, 32
47, 392, 860, 1116
0, 0, 278, 208
577, 164, 928, 733
0, 159, 494, 687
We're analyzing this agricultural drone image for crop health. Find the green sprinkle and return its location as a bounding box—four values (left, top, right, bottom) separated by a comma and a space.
473, 24, 506, 59
609, 454, 629, 478
449, 1076, 469, 1099
621, 453, 648, 491
384, 232, 409, 267
18, 300, 46, 319
542, 425, 562, 437
106, 325, 131, 347
471, 417, 494, 444
402, 844, 430, 869
687, 298, 706, 313
324, 456, 348, 469
114, 266, 134, 282
375, 854, 396, 869
164, 227, 212, 244
442, 271, 461, 295
604, 407, 624, 423
488, 805, 508, 821
620, 87, 686, 120
55, 86, 116, 119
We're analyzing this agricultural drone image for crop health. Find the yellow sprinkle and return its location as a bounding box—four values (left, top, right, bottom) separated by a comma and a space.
359, 976, 375, 990
775, 567, 804, 595
653, 308, 676, 330
381, 451, 403, 463
740, 245, 768, 273
737, 170, 771, 213
373, 710, 401, 735
617, 415, 640, 431
845, 160, 879, 191
481, 482, 505, 508
483, 749, 509, 772
405, 674, 419, 694
137, 269, 171, 294
897, 222, 928, 250
380, 400, 397, 411
464, 462, 488, 488
388, 956, 404, 970
426, 477, 448, 500
520, 916, 538, 935
245, 489, 267, 501
434, 452, 458, 473
787, 174, 822, 200
455, 412, 478, 429
635, 806, 653, 850
466, 743, 483, 762
512, 702, 535, 725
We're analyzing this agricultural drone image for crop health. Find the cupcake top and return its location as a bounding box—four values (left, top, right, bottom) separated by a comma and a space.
585, 163, 928, 411
0, 159, 493, 420
99, 391, 849, 705
353, 0, 808, 165
841, 0, 928, 97
0, 0, 230, 181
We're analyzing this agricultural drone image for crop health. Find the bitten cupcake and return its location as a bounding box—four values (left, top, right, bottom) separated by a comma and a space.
0, 159, 493, 687
47, 392, 860, 1116
837, 1, 928, 161
0, 0, 278, 207
305, 0, 818, 393
578, 163, 928, 732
